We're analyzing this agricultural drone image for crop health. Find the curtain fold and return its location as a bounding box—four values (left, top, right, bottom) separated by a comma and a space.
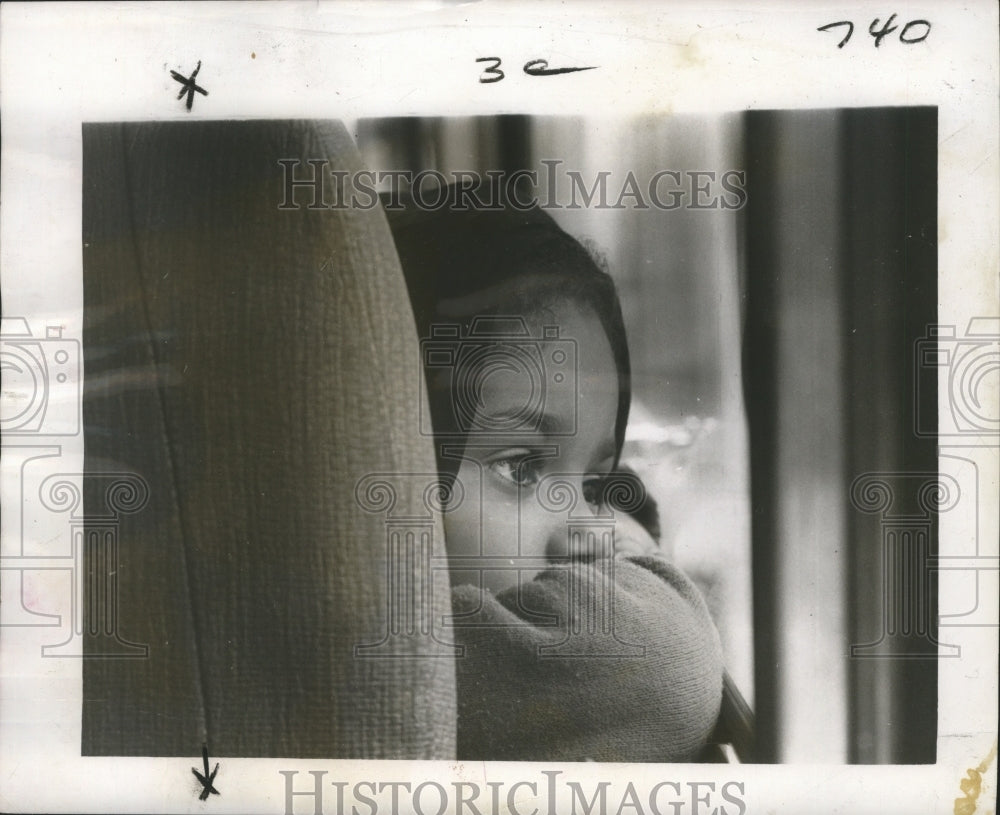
742, 107, 938, 763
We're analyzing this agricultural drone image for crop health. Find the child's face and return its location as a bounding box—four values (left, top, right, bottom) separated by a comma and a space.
442, 301, 620, 593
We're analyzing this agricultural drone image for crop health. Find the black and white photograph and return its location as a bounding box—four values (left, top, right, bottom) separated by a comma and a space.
1, 3, 997, 814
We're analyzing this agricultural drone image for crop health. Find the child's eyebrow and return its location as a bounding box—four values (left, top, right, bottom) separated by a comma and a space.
479, 409, 616, 465
482, 409, 571, 437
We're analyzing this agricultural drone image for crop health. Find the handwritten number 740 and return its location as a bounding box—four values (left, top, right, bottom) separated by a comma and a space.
818, 15, 931, 48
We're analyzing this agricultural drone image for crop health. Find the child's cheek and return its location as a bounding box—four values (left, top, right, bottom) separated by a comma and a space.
443, 475, 534, 593
479, 487, 527, 559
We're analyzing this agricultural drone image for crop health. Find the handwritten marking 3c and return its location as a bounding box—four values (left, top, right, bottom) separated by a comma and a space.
476, 57, 598, 84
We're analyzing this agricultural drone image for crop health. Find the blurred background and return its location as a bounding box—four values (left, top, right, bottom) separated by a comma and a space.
350, 110, 938, 764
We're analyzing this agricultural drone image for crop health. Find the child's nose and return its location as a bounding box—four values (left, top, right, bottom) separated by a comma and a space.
540, 478, 608, 562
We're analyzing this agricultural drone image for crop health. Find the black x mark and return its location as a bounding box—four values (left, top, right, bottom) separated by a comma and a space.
192, 744, 220, 801
171, 61, 209, 111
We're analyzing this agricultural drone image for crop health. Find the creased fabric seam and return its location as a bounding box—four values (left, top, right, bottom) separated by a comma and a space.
117, 122, 210, 747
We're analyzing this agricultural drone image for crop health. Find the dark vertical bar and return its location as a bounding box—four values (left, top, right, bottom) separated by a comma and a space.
842, 107, 938, 763
496, 114, 533, 177
741, 111, 782, 763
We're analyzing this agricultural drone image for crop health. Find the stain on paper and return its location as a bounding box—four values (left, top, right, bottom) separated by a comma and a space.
954, 741, 997, 815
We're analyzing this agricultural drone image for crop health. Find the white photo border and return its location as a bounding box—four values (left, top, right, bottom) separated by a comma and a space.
1, 2, 997, 813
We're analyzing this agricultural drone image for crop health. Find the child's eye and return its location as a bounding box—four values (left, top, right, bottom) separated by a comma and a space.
582, 476, 608, 509
488, 453, 544, 489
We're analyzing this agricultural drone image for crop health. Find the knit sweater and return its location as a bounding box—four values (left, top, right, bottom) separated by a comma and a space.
450, 555, 724, 762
